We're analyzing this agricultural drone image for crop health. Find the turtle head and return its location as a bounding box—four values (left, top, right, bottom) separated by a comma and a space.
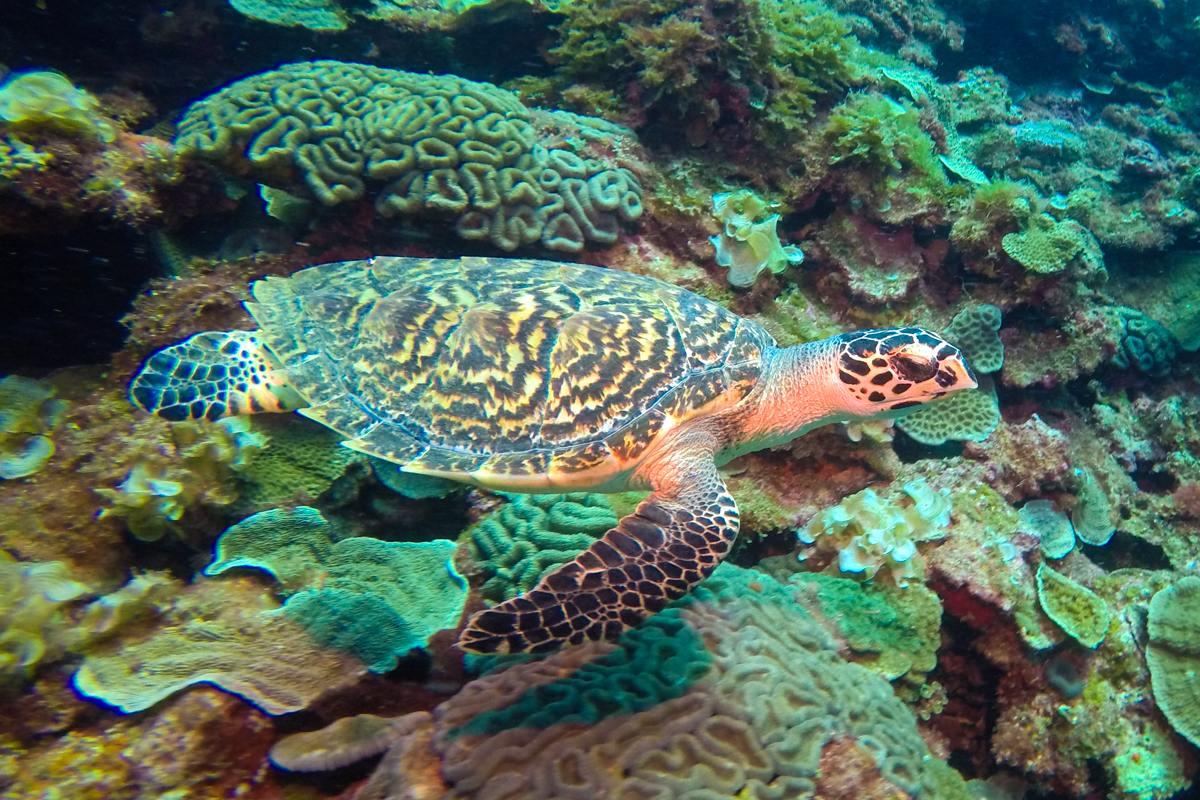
831, 327, 977, 418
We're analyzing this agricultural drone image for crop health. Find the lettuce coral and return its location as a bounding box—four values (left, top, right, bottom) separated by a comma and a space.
796, 478, 951, 586
272, 563, 971, 798
709, 189, 803, 288
74, 574, 365, 715
95, 417, 264, 541
0, 70, 113, 141
174, 61, 643, 252
206, 506, 468, 671
0, 375, 66, 479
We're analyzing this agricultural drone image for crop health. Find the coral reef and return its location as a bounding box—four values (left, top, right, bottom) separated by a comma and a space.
175, 61, 643, 252
206, 506, 468, 671
1146, 576, 1200, 749
273, 564, 971, 798
1034, 563, 1111, 649
0, 552, 91, 686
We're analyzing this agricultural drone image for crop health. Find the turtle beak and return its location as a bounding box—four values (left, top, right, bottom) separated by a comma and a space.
947, 355, 979, 390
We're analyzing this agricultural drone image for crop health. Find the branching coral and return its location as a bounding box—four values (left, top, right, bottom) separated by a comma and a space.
796, 478, 950, 586
175, 61, 643, 253
206, 506, 468, 671
272, 564, 971, 798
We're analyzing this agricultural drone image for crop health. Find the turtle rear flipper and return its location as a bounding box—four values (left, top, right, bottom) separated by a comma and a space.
130, 331, 305, 421
459, 437, 737, 654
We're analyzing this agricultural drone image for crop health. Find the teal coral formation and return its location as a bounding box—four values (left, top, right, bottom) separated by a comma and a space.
229, 0, 347, 30
466, 492, 616, 602
274, 564, 971, 798
1019, 499, 1075, 559
206, 507, 468, 671
796, 478, 950, 586
174, 60, 643, 252
1107, 306, 1178, 377
0, 375, 66, 479
709, 189, 803, 287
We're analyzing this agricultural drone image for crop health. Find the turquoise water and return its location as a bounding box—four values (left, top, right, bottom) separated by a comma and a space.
1, 1, 1198, 798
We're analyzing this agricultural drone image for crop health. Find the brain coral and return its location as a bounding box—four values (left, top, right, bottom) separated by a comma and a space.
466, 493, 617, 602
175, 61, 643, 252
273, 564, 971, 799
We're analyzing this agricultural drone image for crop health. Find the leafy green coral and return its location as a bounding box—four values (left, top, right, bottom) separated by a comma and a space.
1035, 563, 1111, 649
0, 375, 66, 480
796, 478, 951, 587
0, 551, 90, 685
206, 507, 468, 672
467, 493, 616, 601
175, 60, 642, 253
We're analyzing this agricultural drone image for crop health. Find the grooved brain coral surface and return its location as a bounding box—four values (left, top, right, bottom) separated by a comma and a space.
175, 61, 643, 253
302, 563, 969, 798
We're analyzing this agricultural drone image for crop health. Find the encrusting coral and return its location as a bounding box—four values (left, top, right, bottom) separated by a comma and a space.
898, 304, 1003, 446
174, 60, 643, 253
271, 564, 972, 799
1018, 499, 1075, 560
205, 506, 468, 672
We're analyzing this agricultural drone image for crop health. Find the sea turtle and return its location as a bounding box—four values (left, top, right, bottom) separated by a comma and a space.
129, 256, 976, 654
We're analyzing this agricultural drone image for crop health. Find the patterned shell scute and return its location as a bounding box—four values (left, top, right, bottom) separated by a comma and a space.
245, 256, 772, 474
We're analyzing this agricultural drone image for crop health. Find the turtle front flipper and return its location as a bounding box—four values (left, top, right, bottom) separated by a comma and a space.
129, 331, 305, 422
459, 437, 737, 654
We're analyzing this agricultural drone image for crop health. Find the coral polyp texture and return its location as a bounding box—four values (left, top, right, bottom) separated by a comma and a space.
173, 61, 643, 252
272, 564, 971, 799
1147, 576, 1200, 748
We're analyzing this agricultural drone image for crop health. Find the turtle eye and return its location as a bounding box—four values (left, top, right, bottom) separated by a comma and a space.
891, 352, 937, 382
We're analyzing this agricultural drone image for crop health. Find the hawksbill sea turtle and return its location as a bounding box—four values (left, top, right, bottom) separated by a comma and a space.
129, 256, 977, 654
